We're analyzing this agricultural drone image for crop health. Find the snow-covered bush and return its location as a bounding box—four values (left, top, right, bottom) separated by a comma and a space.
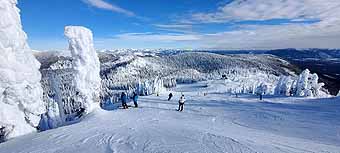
0, 0, 45, 141
65, 26, 101, 113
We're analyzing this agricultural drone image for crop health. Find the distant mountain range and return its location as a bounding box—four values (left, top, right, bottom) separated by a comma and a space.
266, 48, 340, 59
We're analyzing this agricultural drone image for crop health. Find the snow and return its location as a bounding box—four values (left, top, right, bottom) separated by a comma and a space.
36, 27, 102, 131
274, 76, 294, 96
1, 81, 339, 153
275, 69, 328, 98
0, 0, 44, 141
64, 26, 101, 113
295, 69, 325, 97
99, 52, 298, 104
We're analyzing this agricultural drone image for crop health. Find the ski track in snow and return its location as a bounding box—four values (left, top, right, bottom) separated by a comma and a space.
1, 81, 340, 153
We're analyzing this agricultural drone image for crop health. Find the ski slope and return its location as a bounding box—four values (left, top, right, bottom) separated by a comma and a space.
1, 81, 340, 153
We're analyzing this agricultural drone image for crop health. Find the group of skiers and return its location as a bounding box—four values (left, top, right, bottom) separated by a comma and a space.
121, 92, 139, 109
120, 92, 186, 111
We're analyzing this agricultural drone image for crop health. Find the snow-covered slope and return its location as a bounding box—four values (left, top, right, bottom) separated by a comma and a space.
1, 82, 339, 153
35, 49, 329, 133
36, 50, 299, 107
0, 0, 45, 142
99, 52, 299, 103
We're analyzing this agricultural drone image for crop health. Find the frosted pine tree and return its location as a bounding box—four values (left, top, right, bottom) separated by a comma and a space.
256, 83, 268, 95
295, 69, 324, 97
275, 76, 294, 96
296, 69, 310, 96
64, 26, 101, 113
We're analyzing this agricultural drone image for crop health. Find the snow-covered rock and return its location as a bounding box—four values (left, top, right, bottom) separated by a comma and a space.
0, 0, 45, 141
64, 26, 101, 113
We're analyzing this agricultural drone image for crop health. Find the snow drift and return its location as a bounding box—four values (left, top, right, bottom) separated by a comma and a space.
0, 0, 45, 142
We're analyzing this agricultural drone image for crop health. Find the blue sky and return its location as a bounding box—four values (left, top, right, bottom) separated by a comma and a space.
18, 0, 340, 50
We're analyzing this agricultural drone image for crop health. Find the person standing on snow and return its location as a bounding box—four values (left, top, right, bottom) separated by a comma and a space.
177, 94, 186, 111
168, 93, 173, 101
132, 92, 139, 108
121, 92, 128, 109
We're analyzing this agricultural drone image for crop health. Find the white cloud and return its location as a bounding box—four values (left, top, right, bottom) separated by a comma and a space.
92, 0, 340, 49
83, 0, 135, 16
189, 0, 340, 23
153, 24, 192, 29
150, 0, 340, 49
114, 32, 200, 42
109, 21, 340, 49
153, 24, 194, 33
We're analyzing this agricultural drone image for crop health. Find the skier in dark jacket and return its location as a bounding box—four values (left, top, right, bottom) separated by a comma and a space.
121, 92, 128, 109
168, 93, 173, 101
132, 92, 139, 108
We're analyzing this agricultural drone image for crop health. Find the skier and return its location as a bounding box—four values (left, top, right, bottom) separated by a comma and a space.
132, 92, 139, 108
168, 93, 173, 101
177, 94, 186, 111
121, 92, 128, 109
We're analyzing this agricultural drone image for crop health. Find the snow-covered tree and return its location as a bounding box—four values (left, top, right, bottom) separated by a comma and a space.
274, 76, 294, 96
153, 78, 165, 95
65, 26, 101, 113
337, 90, 340, 97
295, 69, 324, 97
0, 0, 45, 141
256, 83, 269, 95
274, 69, 327, 97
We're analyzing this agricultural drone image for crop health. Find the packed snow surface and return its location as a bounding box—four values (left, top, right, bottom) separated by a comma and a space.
0, 0, 44, 141
1, 80, 339, 153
